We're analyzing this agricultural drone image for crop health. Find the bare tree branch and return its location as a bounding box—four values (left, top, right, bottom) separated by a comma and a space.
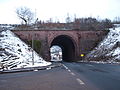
16, 7, 34, 25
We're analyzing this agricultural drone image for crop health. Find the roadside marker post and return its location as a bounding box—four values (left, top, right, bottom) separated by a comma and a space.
80, 54, 84, 57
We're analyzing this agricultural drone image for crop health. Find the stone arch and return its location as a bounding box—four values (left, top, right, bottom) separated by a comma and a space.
50, 35, 77, 62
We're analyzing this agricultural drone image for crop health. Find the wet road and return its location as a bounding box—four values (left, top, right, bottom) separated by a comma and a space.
63, 62, 120, 90
0, 62, 120, 90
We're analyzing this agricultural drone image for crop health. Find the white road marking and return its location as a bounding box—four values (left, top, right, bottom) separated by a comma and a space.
68, 69, 71, 72
76, 78, 85, 85
62, 64, 85, 85
62, 64, 69, 70
70, 72, 76, 76
86, 64, 94, 67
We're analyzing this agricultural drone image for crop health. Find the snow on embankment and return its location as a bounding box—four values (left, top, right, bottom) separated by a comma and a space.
0, 29, 51, 70
85, 27, 120, 62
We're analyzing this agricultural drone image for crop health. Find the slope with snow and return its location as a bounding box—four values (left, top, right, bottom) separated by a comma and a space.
85, 27, 120, 62
0, 28, 51, 70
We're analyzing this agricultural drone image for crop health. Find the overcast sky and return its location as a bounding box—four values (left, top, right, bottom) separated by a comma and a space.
0, 0, 120, 24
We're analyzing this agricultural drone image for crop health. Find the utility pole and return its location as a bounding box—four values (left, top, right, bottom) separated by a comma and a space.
32, 34, 34, 65
32, 9, 38, 65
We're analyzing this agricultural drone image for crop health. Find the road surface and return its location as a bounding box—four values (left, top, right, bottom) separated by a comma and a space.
0, 62, 120, 90
63, 62, 120, 90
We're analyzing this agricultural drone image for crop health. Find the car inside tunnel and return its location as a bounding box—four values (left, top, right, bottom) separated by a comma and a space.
51, 35, 76, 62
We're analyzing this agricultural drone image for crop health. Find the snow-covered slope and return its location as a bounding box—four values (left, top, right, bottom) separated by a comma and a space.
0, 28, 51, 70
85, 27, 120, 62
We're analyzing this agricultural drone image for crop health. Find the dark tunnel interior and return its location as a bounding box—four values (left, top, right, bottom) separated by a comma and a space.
51, 35, 75, 62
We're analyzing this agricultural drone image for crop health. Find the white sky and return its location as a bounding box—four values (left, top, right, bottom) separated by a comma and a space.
0, 0, 120, 24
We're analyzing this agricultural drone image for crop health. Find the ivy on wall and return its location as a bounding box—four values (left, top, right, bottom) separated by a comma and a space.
28, 40, 41, 54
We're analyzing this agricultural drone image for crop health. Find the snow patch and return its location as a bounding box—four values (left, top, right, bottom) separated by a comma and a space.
0, 29, 51, 70
85, 27, 120, 63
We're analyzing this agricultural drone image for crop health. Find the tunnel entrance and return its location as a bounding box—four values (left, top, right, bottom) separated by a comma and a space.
51, 35, 76, 62
50, 45, 62, 62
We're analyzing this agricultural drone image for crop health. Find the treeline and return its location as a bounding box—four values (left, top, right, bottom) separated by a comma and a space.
73, 17, 113, 30
2, 17, 120, 31
33, 17, 114, 30
14, 7, 120, 30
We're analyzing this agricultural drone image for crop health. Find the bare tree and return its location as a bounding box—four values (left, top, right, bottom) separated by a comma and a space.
16, 7, 34, 25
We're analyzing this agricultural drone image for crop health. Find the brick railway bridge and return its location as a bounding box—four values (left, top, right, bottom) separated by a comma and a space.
12, 29, 108, 62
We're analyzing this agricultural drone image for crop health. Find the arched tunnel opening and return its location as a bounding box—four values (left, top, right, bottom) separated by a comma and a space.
50, 35, 76, 62
50, 45, 62, 62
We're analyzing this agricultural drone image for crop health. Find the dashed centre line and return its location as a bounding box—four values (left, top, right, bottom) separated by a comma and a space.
68, 69, 71, 72
86, 64, 94, 67
70, 72, 76, 76
62, 64, 69, 70
76, 78, 85, 85
62, 64, 85, 85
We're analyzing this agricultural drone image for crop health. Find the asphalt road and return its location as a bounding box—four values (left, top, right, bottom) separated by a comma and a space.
0, 62, 120, 90
63, 62, 120, 90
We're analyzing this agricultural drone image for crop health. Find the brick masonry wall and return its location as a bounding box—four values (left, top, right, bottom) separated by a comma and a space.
12, 30, 109, 61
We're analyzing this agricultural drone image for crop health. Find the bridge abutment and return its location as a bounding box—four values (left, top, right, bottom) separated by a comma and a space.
12, 30, 109, 62
40, 37, 51, 61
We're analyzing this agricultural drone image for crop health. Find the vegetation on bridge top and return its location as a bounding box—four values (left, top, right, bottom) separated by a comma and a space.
1, 7, 120, 31
13, 17, 119, 31
1, 16, 120, 31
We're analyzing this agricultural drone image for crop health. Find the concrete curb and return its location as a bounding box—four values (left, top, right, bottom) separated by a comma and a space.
0, 63, 62, 74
